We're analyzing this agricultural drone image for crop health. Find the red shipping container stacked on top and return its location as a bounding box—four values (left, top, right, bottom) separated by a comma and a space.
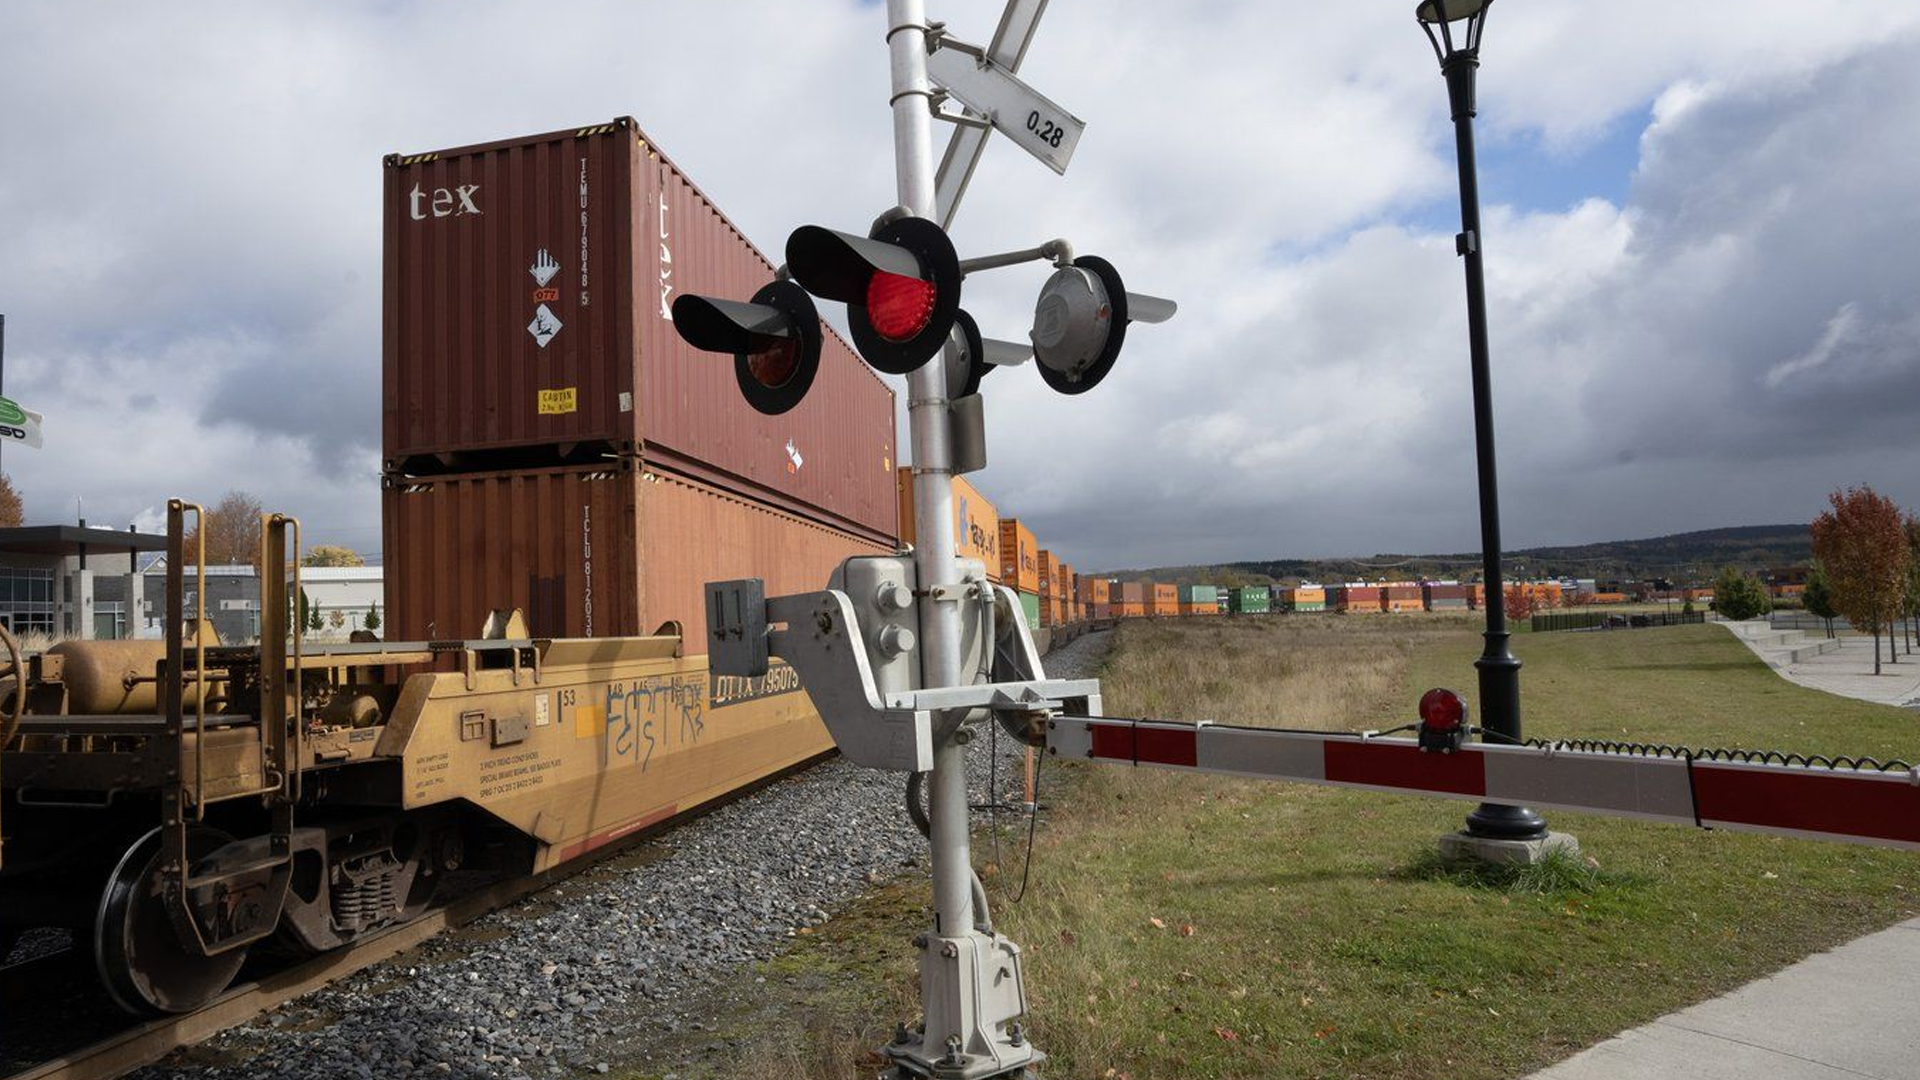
382, 119, 897, 644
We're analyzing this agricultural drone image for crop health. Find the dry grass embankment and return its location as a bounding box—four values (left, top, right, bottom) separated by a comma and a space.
668, 616, 1920, 1080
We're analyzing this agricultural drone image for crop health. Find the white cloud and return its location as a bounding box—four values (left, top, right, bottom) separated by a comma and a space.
1765, 302, 1861, 388
1, 1, 1918, 573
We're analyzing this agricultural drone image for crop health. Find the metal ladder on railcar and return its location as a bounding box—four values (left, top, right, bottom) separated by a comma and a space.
156, 499, 305, 957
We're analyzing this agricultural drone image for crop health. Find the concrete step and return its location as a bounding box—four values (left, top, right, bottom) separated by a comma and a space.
1786, 639, 1842, 664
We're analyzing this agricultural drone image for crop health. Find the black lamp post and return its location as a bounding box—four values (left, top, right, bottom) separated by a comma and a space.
1418, 0, 1546, 841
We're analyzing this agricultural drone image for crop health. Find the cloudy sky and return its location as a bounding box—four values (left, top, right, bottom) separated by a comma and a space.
2, 1, 1918, 571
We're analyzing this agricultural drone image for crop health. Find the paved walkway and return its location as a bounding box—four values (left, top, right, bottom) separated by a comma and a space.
1529, 917, 1920, 1079
1720, 620, 1920, 708
1528, 620, 1920, 1079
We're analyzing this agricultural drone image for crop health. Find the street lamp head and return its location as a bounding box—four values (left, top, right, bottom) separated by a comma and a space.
1417, 0, 1487, 23
1418, 0, 1490, 65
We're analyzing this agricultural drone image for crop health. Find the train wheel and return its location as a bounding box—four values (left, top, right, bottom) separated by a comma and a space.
94, 826, 249, 1014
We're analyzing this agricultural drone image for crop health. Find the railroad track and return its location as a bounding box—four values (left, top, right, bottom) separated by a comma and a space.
4, 868, 552, 1080
2, 751, 836, 1080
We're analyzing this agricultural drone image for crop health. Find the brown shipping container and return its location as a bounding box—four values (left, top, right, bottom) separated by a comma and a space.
1384, 582, 1424, 613
383, 119, 897, 543
895, 468, 998, 575
1339, 585, 1385, 613
999, 520, 1040, 594
383, 461, 886, 646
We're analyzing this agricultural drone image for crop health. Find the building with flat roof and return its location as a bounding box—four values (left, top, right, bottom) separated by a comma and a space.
0, 520, 386, 644
0, 523, 165, 640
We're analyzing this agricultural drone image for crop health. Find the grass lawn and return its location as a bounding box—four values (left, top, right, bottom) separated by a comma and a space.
686, 617, 1920, 1080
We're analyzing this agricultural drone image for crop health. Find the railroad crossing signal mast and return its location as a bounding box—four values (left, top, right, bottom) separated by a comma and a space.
675, 2, 1175, 1073
676, 3, 1920, 1077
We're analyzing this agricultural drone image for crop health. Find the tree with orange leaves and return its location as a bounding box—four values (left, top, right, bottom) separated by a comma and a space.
0, 473, 21, 528
182, 490, 264, 572
1502, 583, 1538, 621
1810, 486, 1909, 675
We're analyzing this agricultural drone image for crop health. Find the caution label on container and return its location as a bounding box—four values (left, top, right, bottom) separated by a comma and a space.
538, 387, 578, 415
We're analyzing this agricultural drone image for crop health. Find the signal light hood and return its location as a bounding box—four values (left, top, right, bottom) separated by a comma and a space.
785, 216, 961, 376
669, 279, 822, 416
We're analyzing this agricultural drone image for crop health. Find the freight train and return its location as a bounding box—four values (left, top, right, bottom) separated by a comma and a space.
0, 504, 838, 1013
0, 118, 1118, 1017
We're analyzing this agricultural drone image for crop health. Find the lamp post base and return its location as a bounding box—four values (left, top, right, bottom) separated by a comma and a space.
1440, 828, 1579, 868
1464, 800, 1548, 840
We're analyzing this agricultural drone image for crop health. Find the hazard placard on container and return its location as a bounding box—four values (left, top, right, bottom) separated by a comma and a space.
538, 387, 578, 415
528, 303, 563, 348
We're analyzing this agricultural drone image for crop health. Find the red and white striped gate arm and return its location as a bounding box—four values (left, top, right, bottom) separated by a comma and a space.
1045, 717, 1920, 851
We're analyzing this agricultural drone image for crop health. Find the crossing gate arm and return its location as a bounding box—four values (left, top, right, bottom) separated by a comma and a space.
1046, 716, 1920, 852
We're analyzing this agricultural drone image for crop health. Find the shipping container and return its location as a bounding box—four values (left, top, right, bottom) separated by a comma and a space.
1151, 583, 1179, 617
1018, 591, 1041, 632
1279, 584, 1327, 612
383, 460, 886, 646
1078, 576, 1111, 607
1036, 550, 1058, 625
1334, 584, 1384, 613
896, 468, 998, 576
1177, 584, 1220, 615
1229, 586, 1270, 614
1384, 582, 1424, 613
999, 520, 1040, 594
383, 119, 898, 543
1423, 582, 1470, 610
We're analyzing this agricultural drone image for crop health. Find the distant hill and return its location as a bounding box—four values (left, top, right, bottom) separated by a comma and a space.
1106, 524, 1812, 587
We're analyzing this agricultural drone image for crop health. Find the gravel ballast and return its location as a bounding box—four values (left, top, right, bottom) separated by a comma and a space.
141, 629, 1112, 1080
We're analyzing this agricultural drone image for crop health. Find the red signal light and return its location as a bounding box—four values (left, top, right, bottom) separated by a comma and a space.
1418, 688, 1465, 732
745, 337, 801, 389
866, 271, 938, 342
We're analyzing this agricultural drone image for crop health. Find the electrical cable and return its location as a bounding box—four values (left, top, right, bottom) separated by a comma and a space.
1008, 736, 1042, 905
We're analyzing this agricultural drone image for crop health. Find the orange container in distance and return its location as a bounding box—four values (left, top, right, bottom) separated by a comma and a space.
999, 519, 1040, 594
1037, 550, 1058, 626
1151, 583, 1179, 617
896, 468, 999, 577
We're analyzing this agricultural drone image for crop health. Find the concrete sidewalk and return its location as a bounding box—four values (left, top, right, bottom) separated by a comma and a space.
1529, 918, 1920, 1079
1720, 620, 1920, 709
1529, 621, 1920, 1078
